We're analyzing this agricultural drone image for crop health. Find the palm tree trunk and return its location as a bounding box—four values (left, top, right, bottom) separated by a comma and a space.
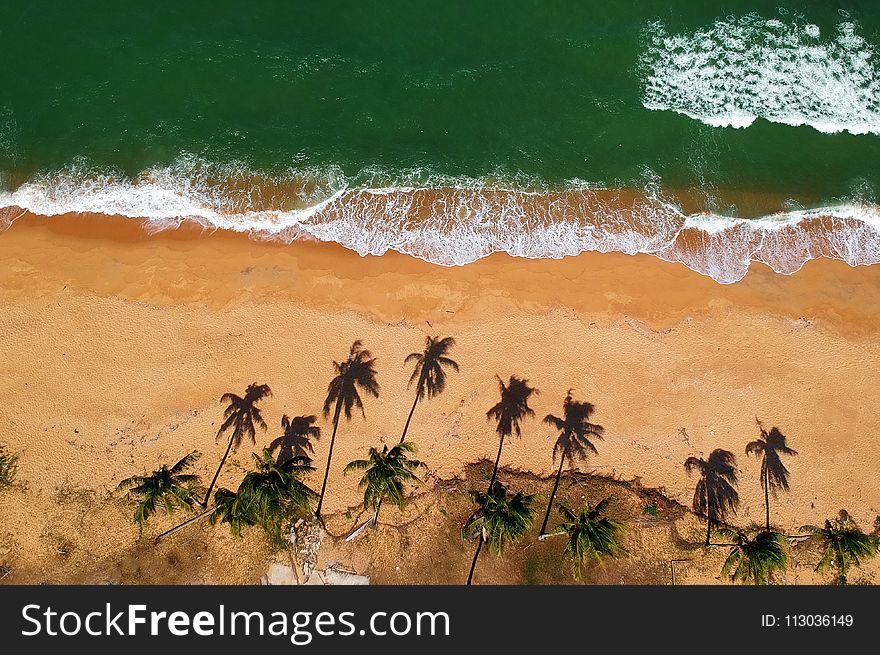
764, 468, 771, 530
466, 535, 484, 585
706, 516, 712, 546
488, 435, 505, 489
154, 505, 220, 544
539, 452, 566, 536
201, 435, 235, 509
315, 400, 343, 519
372, 501, 381, 527
398, 391, 421, 444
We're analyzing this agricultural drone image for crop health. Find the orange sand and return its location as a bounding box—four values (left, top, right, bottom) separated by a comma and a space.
0, 212, 878, 581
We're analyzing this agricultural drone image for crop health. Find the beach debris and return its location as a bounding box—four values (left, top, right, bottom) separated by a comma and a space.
293, 517, 325, 580
344, 516, 375, 542
305, 562, 369, 586
262, 561, 369, 586
264, 562, 298, 586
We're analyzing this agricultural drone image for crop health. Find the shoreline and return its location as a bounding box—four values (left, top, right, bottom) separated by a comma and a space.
1, 211, 879, 582
4, 174, 880, 285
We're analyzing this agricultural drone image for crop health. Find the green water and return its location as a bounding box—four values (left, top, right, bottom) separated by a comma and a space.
1, 0, 878, 203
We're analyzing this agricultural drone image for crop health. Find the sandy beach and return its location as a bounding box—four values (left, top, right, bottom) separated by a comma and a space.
1, 212, 879, 584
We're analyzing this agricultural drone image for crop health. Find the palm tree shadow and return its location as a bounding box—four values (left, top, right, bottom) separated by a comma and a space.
270, 415, 320, 466
746, 420, 797, 530
684, 449, 740, 546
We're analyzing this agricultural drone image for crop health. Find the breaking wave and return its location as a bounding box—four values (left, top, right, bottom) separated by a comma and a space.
1, 159, 879, 284
641, 15, 880, 135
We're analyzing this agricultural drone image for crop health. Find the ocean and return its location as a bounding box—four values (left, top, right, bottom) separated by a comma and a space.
1, 0, 879, 282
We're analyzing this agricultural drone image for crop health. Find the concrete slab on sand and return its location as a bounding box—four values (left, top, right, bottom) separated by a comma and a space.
262, 562, 369, 586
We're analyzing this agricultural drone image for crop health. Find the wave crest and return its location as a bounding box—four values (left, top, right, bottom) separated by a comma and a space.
2, 162, 879, 284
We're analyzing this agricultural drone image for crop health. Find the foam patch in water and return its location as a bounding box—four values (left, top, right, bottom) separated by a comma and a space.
641, 15, 880, 135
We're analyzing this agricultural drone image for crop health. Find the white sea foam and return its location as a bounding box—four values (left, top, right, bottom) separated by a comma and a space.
1, 161, 880, 284
641, 15, 880, 135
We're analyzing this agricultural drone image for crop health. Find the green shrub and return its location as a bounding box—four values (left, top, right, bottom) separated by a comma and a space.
0, 445, 17, 487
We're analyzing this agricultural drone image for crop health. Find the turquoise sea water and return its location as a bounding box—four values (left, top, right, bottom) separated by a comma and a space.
1, 1, 879, 282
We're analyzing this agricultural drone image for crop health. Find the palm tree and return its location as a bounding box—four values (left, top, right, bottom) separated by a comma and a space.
400, 336, 459, 444
210, 488, 247, 537
539, 391, 604, 535
270, 414, 320, 465
745, 424, 797, 530
202, 383, 272, 508
465, 480, 535, 585
684, 449, 740, 546
485, 375, 538, 488
801, 510, 879, 584
716, 527, 788, 584
211, 448, 317, 545
554, 498, 627, 579
344, 441, 425, 525
117, 451, 202, 534
316, 341, 380, 519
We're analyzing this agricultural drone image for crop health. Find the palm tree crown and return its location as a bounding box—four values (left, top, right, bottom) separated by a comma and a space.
684, 449, 740, 545
344, 441, 424, 518
467, 480, 536, 555
465, 480, 535, 585
406, 336, 459, 401
270, 414, 320, 465
717, 528, 789, 584
211, 448, 317, 545
556, 497, 627, 579
117, 451, 202, 530
323, 340, 380, 421
801, 510, 879, 584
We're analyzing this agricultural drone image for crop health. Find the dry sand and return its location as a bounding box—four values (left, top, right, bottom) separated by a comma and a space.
0, 212, 878, 583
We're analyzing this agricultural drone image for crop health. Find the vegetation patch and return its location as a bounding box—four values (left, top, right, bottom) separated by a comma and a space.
0, 444, 17, 487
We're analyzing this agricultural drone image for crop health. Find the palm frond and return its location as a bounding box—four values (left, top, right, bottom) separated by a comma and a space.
169, 450, 201, 474
344, 442, 424, 514
557, 497, 627, 578
801, 511, 879, 583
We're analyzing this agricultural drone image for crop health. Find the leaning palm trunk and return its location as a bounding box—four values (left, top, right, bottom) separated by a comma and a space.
466, 535, 485, 585
315, 400, 343, 519
344, 505, 380, 542
539, 451, 566, 536
200, 436, 235, 509
154, 505, 220, 544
